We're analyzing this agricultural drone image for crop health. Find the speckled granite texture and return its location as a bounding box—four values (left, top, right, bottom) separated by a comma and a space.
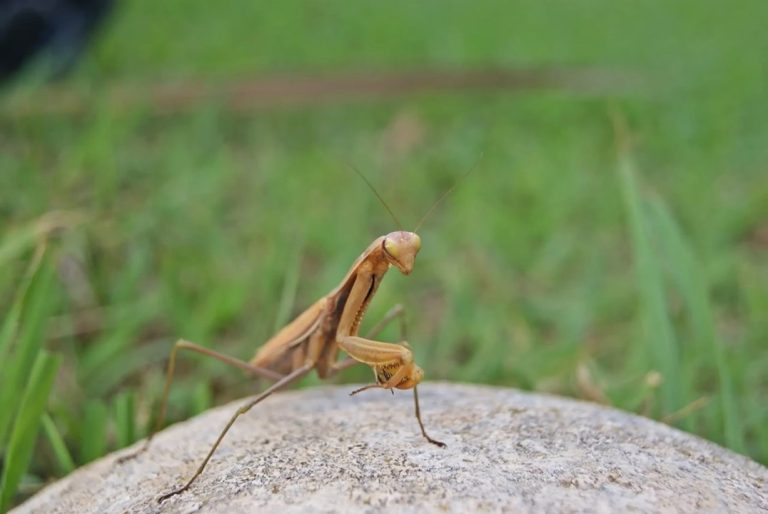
13, 383, 768, 513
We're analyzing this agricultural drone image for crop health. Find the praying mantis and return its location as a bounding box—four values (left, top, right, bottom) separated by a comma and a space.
117, 166, 476, 503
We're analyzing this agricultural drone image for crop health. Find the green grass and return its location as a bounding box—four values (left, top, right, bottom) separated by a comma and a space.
0, 244, 62, 511
2, 0, 768, 509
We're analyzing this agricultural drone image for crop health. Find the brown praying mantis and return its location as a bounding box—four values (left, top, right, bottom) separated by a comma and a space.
118, 167, 473, 503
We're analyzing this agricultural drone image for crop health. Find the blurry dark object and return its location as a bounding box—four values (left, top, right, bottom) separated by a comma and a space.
0, 0, 114, 84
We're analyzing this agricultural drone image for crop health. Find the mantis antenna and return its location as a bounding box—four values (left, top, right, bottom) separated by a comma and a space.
347, 162, 403, 230
413, 152, 484, 232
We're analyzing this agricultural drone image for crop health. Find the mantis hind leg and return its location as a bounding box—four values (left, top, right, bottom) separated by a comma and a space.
158, 363, 313, 503
116, 339, 284, 464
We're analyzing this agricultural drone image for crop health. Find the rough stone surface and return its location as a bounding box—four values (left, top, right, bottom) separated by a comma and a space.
13, 383, 768, 514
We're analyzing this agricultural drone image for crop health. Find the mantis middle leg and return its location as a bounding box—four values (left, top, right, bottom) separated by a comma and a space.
117, 339, 284, 463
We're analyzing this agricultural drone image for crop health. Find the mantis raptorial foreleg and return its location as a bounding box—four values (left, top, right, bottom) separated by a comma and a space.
339, 314, 446, 448
330, 304, 408, 374
116, 339, 285, 463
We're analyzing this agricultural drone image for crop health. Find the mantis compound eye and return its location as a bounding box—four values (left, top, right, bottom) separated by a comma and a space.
384, 238, 400, 259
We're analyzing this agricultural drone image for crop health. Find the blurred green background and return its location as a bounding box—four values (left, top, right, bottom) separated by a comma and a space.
2, 0, 767, 509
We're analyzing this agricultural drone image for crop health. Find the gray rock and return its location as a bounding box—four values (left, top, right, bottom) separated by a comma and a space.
14, 383, 768, 514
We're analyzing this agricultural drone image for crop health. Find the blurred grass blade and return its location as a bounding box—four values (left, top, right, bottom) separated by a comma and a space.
79, 401, 109, 464
0, 224, 43, 270
192, 380, 213, 415
41, 414, 76, 475
617, 149, 682, 417
0, 351, 61, 512
84, 336, 169, 398
647, 197, 744, 451
114, 393, 136, 448
0, 244, 46, 371
272, 241, 304, 333
0, 211, 82, 267
0, 257, 57, 447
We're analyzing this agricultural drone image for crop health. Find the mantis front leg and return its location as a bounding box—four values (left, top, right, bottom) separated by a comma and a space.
338, 314, 445, 447
329, 304, 407, 375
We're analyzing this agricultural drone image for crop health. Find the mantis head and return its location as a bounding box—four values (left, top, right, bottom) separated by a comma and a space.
395, 363, 424, 389
383, 231, 421, 275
